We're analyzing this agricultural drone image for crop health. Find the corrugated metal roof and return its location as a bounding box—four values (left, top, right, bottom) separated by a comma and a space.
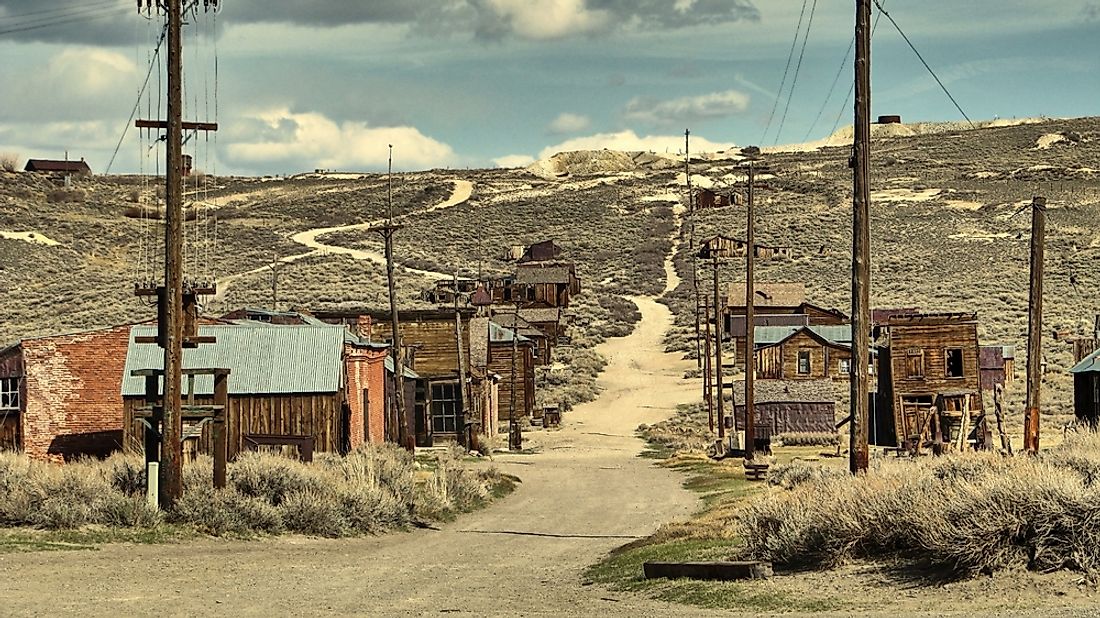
731, 379, 837, 405
754, 325, 853, 347
1071, 348, 1100, 374
122, 324, 346, 397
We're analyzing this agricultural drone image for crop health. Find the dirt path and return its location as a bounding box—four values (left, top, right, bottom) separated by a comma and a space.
213, 179, 473, 303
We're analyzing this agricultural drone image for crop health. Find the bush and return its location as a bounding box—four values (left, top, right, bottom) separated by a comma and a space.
737, 436, 1100, 579
46, 188, 85, 203
774, 432, 840, 447
0, 152, 20, 172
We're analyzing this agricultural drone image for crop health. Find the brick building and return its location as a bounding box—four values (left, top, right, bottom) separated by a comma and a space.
0, 325, 132, 460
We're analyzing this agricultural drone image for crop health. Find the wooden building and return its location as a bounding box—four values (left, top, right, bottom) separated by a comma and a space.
24, 158, 91, 175
122, 323, 397, 459
874, 313, 985, 452
723, 282, 848, 367
979, 344, 1016, 391
514, 261, 581, 308
1071, 349, 1100, 428
731, 379, 837, 442
486, 322, 535, 422
516, 240, 563, 263
697, 235, 792, 261
489, 310, 553, 365
695, 188, 735, 210
754, 325, 861, 381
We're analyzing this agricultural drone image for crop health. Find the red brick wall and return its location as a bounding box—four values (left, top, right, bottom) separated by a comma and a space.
20, 325, 131, 461
345, 345, 388, 447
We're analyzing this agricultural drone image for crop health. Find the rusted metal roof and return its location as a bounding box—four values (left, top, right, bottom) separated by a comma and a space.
122, 324, 346, 396
515, 263, 573, 284
728, 282, 805, 307
730, 379, 836, 405
24, 159, 91, 173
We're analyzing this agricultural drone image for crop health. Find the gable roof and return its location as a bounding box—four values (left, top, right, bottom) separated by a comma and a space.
731, 379, 837, 405
517, 307, 562, 324
24, 159, 91, 173
515, 263, 574, 285
755, 324, 853, 349
122, 324, 346, 396
488, 321, 532, 345
728, 282, 805, 307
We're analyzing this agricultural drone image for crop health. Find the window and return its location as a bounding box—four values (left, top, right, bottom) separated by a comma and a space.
945, 348, 964, 378
906, 348, 925, 379
0, 377, 18, 411
797, 349, 812, 375
839, 358, 851, 375
430, 382, 461, 434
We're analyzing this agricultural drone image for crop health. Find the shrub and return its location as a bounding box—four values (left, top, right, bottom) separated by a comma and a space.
46, 188, 85, 203
774, 432, 840, 447
0, 152, 20, 172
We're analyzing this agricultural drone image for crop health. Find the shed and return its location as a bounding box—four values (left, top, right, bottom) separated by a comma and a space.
753, 325, 864, 381
979, 344, 1015, 391
1071, 349, 1100, 428
121, 323, 388, 459
24, 159, 91, 174
515, 261, 580, 307
517, 240, 563, 263
730, 379, 837, 438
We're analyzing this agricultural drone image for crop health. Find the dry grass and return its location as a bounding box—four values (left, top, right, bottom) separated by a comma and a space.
0, 445, 508, 539
0, 153, 20, 173
738, 433, 1100, 579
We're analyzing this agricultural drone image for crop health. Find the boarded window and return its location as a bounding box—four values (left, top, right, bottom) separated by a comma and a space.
906, 348, 925, 379
945, 348, 964, 377
797, 349, 811, 374
430, 382, 461, 434
0, 377, 17, 410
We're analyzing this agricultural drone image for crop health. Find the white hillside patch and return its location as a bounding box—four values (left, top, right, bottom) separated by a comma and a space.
1034, 133, 1068, 150
870, 188, 941, 202
1, 231, 60, 246
641, 192, 680, 203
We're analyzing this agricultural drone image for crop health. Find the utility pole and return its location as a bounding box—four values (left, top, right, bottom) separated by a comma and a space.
713, 255, 725, 448
453, 274, 471, 449
849, 0, 872, 474
687, 129, 702, 368
704, 294, 715, 433
380, 145, 409, 449
509, 303, 521, 451
269, 251, 279, 311
744, 161, 757, 461
159, 0, 185, 505
1023, 196, 1047, 454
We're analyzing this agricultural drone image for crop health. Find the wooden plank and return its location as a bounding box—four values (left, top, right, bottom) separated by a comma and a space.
643, 561, 772, 581
136, 119, 219, 132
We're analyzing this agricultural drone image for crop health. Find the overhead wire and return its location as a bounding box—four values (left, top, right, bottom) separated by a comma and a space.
803, 35, 854, 142
760, 0, 808, 145
0, 0, 120, 22
106, 23, 168, 174
828, 2, 887, 137
871, 0, 973, 126
0, 4, 131, 37
773, 0, 818, 146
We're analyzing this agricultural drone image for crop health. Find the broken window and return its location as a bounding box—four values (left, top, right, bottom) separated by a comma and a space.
430, 382, 461, 434
0, 377, 18, 410
946, 348, 964, 378
797, 349, 812, 374
906, 348, 925, 379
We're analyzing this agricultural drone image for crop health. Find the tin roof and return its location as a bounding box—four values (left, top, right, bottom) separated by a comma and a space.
1071, 348, 1100, 374
122, 324, 346, 396
488, 321, 532, 345
727, 282, 805, 307
754, 324, 853, 348
731, 380, 837, 405
515, 263, 574, 284
24, 159, 91, 173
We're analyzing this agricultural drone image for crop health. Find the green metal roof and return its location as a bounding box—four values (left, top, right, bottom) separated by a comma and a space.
753, 324, 853, 348
122, 324, 347, 397
1070, 349, 1100, 374
488, 321, 531, 344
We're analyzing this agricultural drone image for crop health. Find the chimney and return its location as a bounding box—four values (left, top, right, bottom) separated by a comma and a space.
356, 314, 372, 341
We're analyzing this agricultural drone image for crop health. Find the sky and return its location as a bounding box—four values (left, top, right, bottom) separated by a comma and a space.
0, 0, 1097, 175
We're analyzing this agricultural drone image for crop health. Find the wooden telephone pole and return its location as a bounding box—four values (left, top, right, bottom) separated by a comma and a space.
687, 129, 702, 368
850, 0, 873, 474
453, 274, 471, 449
743, 161, 757, 461
1023, 196, 1047, 453
379, 145, 409, 449
713, 255, 725, 447
703, 295, 715, 433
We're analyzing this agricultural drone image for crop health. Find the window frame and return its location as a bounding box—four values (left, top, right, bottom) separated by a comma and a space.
839, 358, 851, 375
905, 348, 925, 379
0, 377, 19, 411
429, 381, 461, 434
945, 347, 965, 378
797, 349, 812, 375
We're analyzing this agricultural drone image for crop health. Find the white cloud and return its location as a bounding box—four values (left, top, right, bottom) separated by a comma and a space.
547, 112, 591, 134
493, 154, 536, 168
538, 129, 731, 159
478, 0, 612, 39
624, 90, 751, 126
224, 108, 456, 172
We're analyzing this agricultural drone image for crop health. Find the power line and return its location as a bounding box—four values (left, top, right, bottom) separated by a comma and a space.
871, 0, 973, 126
760, 0, 808, 144
0, 0, 121, 24
107, 23, 168, 174
829, 2, 887, 137
773, 0, 818, 145
0, 5, 131, 37
803, 36, 854, 142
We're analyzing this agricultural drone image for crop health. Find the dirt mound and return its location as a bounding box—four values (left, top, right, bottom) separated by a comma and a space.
526, 150, 639, 180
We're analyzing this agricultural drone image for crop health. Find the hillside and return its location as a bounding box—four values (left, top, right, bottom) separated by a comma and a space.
2, 116, 1098, 422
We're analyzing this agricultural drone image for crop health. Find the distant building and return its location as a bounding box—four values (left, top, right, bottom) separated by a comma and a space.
1071, 349, 1100, 429
24, 158, 91, 175
979, 344, 1015, 391
754, 325, 867, 381
731, 379, 837, 441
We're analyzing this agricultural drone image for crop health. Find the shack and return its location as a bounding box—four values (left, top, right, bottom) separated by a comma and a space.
489, 310, 553, 365
979, 344, 1015, 391
24, 158, 92, 175
695, 188, 735, 210
0, 324, 132, 460
122, 323, 397, 459
875, 312, 985, 452
731, 379, 837, 441
516, 240, 563, 263
754, 325, 862, 380
724, 281, 848, 367
486, 321, 535, 422
514, 261, 581, 308
1071, 348, 1100, 428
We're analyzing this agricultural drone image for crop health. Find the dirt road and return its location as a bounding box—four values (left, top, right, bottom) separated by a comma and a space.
0, 288, 727, 616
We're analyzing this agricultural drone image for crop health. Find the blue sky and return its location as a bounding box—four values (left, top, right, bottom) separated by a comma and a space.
0, 0, 1096, 175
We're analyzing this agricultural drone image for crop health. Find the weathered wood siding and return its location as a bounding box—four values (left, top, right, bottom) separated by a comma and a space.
488, 344, 534, 422
1075, 373, 1100, 427
370, 317, 470, 379
733, 402, 835, 437
755, 336, 850, 380
123, 392, 346, 459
